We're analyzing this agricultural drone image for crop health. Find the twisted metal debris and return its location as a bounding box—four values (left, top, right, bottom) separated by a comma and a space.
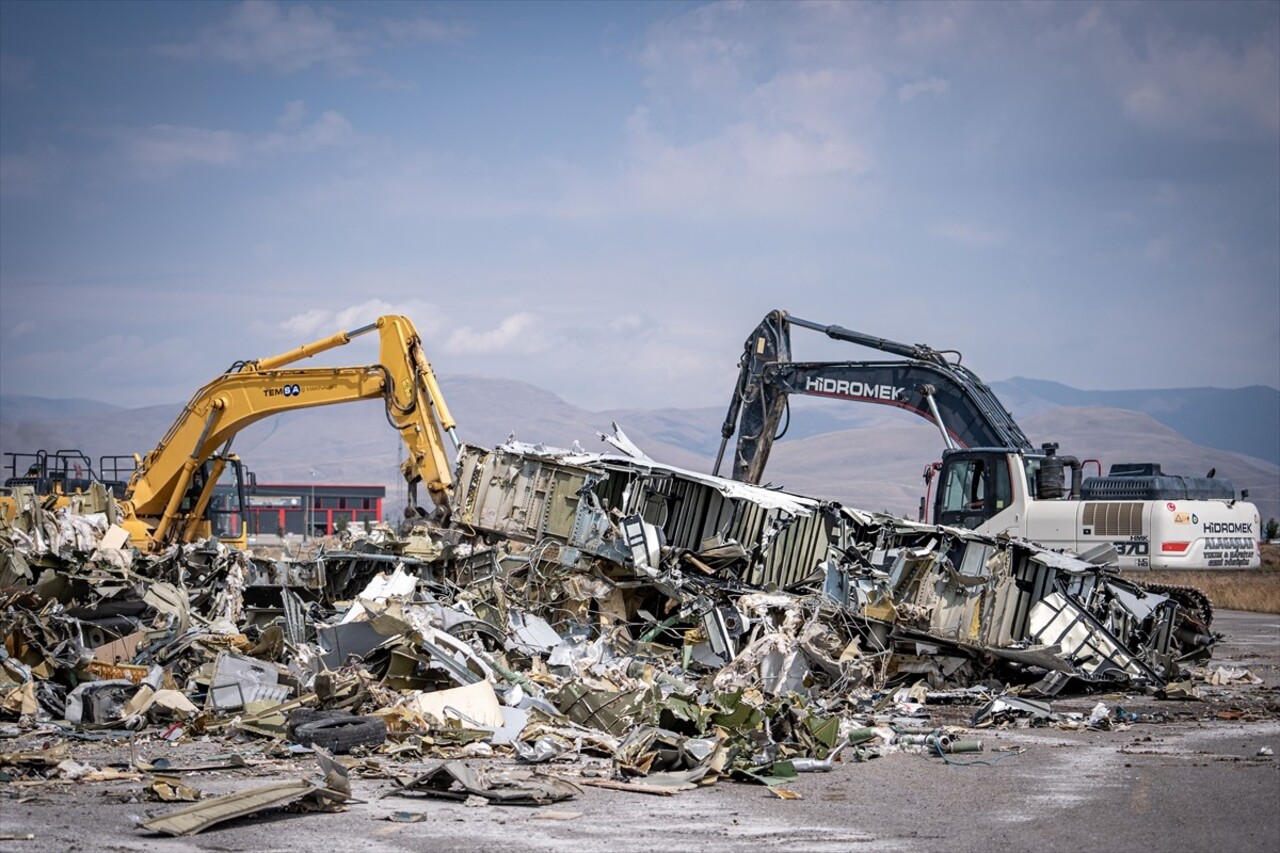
0, 430, 1224, 828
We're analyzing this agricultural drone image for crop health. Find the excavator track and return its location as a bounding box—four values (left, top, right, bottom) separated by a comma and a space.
1132, 578, 1215, 629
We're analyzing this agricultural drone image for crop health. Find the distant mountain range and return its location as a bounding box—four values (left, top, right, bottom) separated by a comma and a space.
0, 395, 126, 422
2, 377, 1277, 525
991, 378, 1280, 466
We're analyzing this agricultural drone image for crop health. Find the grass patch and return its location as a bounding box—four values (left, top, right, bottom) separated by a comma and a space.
1121, 544, 1280, 614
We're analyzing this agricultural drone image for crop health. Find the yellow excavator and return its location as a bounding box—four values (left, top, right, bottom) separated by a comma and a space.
0, 315, 459, 552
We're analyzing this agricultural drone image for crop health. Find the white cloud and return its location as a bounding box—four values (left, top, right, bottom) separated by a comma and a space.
333, 300, 420, 331
156, 0, 462, 75
620, 76, 877, 215
279, 307, 333, 337
277, 298, 441, 339
277, 99, 307, 130
895, 6, 963, 50
619, 6, 893, 217
637, 3, 753, 98
603, 313, 658, 338
104, 106, 354, 177
555, 312, 663, 349
749, 68, 885, 143
1038, 7, 1280, 139
532, 314, 734, 411
897, 77, 950, 102
445, 313, 543, 354
261, 110, 354, 152
115, 125, 247, 173
156, 0, 362, 74
1118, 31, 1280, 136
385, 15, 465, 43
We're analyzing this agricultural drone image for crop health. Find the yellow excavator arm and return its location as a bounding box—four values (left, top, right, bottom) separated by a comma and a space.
120, 315, 459, 549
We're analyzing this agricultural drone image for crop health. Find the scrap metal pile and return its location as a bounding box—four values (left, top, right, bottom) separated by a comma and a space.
0, 430, 1223, 828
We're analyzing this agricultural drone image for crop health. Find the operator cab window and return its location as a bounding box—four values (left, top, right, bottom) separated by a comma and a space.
1021, 457, 1041, 500
992, 456, 1011, 510
941, 459, 985, 513
937, 452, 1011, 528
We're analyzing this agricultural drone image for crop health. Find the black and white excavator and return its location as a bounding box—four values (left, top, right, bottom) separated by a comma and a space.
715, 309, 1260, 571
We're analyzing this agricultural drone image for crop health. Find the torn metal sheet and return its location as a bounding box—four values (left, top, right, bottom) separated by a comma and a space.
316, 620, 392, 669
505, 611, 564, 656
137, 780, 338, 836
407, 680, 504, 728
142, 583, 190, 631
340, 564, 418, 625
552, 682, 654, 737
1028, 592, 1161, 685
580, 778, 695, 796
390, 761, 579, 805
138, 750, 349, 836
145, 778, 203, 802
207, 653, 291, 710
972, 694, 1056, 727
615, 725, 721, 786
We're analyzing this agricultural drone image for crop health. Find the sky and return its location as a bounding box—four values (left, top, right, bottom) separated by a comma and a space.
1, 0, 1278, 413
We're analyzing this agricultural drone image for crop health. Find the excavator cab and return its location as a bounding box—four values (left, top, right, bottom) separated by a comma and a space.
934, 449, 1013, 529
934, 446, 1081, 529
180, 455, 249, 546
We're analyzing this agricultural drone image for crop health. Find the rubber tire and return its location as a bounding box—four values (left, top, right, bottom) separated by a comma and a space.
286, 709, 352, 739
294, 715, 387, 753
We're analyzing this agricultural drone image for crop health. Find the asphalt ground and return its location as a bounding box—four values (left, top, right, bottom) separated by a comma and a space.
2, 610, 1277, 853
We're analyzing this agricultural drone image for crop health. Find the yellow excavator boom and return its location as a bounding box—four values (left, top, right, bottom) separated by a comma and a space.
100, 315, 458, 550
